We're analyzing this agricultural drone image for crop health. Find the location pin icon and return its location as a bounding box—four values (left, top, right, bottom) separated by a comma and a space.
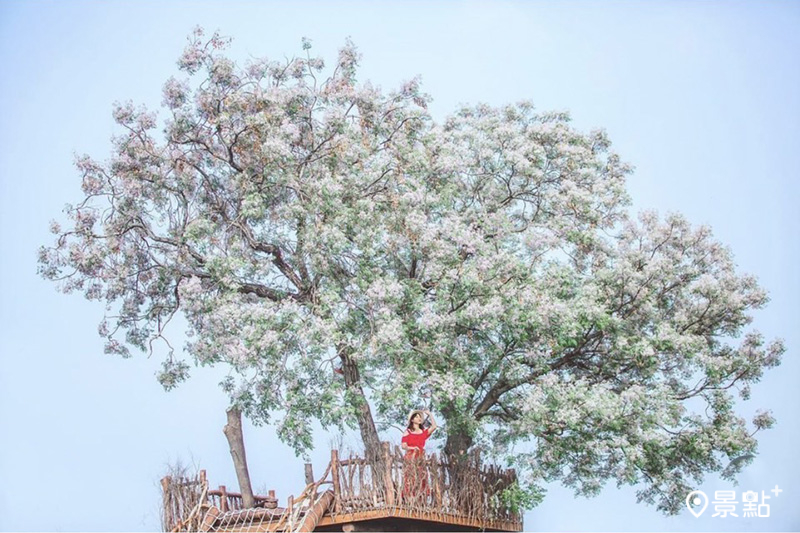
686, 490, 708, 518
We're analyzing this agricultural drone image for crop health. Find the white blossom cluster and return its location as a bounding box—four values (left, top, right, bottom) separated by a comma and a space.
39, 29, 784, 512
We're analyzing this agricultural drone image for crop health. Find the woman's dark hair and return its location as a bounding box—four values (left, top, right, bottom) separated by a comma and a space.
407, 411, 424, 431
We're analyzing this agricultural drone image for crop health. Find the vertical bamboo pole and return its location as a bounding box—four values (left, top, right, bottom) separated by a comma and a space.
286, 494, 294, 530
219, 485, 228, 512
199, 470, 207, 508
160, 476, 171, 530
346, 458, 356, 507
381, 441, 394, 507
432, 454, 442, 508
331, 449, 341, 513
510, 468, 518, 522
305, 463, 314, 486
358, 457, 365, 507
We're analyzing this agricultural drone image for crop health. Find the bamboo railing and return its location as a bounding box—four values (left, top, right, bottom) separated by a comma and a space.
161, 470, 208, 532
207, 487, 279, 512
327, 442, 522, 528
161, 443, 523, 532
161, 471, 280, 532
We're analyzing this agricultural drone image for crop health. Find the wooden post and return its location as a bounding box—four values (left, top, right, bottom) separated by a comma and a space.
219, 485, 228, 512
160, 476, 171, 530
331, 449, 341, 513
198, 470, 207, 509
509, 468, 518, 519
381, 442, 394, 507
266, 489, 277, 509
305, 462, 314, 485
432, 454, 442, 508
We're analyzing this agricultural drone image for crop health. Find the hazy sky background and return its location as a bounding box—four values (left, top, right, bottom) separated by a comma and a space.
1, 1, 798, 531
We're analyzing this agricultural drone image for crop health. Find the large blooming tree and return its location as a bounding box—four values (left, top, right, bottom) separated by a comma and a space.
39, 29, 783, 514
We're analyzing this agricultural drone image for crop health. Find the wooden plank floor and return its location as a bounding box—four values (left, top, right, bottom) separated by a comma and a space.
315, 507, 522, 531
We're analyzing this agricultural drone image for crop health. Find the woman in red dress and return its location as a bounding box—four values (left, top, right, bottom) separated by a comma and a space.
400, 410, 437, 503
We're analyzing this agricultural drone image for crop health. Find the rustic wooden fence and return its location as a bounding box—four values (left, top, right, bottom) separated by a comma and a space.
328, 442, 521, 526
161, 470, 208, 532
162, 471, 280, 531
207, 487, 279, 512
161, 443, 522, 531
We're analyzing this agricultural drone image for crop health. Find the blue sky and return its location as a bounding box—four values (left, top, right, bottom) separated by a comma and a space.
1, 1, 798, 531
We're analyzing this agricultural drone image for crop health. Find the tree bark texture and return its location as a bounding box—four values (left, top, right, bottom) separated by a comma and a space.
222, 407, 256, 509
340, 350, 382, 464
444, 431, 474, 459
338, 349, 390, 495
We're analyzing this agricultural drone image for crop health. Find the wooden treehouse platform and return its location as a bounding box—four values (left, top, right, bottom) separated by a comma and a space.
162, 442, 523, 532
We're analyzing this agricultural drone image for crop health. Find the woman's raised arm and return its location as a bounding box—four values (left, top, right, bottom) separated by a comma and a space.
424, 410, 438, 434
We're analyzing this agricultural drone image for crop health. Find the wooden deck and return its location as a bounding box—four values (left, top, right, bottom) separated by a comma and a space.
315, 507, 522, 531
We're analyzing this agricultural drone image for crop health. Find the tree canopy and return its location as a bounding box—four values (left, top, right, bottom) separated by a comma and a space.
39, 29, 783, 514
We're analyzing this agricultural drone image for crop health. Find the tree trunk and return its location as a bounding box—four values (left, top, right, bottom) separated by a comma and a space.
339, 350, 382, 463
444, 431, 475, 495
222, 407, 256, 509
440, 400, 475, 459
337, 347, 390, 498
444, 431, 474, 458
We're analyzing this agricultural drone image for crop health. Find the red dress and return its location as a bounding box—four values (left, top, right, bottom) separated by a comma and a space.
401, 428, 431, 501
401, 428, 431, 458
